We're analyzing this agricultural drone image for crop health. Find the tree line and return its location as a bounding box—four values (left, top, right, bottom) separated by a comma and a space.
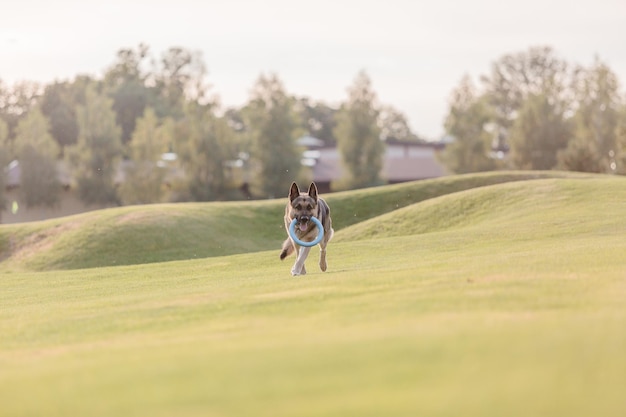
440, 46, 626, 174
0, 44, 418, 214
1, 44, 625, 216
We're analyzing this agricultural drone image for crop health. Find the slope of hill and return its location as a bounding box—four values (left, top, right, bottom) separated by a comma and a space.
0, 171, 591, 271
335, 176, 625, 242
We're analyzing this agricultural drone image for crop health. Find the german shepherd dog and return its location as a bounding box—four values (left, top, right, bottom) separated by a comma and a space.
280, 182, 334, 276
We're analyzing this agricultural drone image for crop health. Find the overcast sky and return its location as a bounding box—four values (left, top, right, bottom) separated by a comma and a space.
2, 0, 625, 139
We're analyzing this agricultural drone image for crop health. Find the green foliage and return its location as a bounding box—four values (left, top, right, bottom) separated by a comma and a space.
296, 98, 337, 143
482, 46, 570, 131
0, 117, 8, 146
3, 43, 625, 212
245, 73, 302, 198
176, 104, 239, 201
557, 134, 603, 172
118, 108, 170, 205
379, 105, 421, 142
16, 149, 60, 208
109, 79, 150, 144
104, 44, 150, 85
40, 81, 80, 150
0, 119, 9, 215
0, 80, 40, 144
509, 93, 571, 170
14, 107, 58, 157
104, 45, 152, 143
484, 47, 572, 171
615, 106, 626, 174
333, 71, 384, 190
447, 47, 626, 174
440, 75, 498, 173
153, 47, 210, 119
67, 86, 122, 205
14, 107, 61, 208
558, 58, 622, 173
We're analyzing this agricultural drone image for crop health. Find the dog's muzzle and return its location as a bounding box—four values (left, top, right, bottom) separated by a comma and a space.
296, 216, 310, 231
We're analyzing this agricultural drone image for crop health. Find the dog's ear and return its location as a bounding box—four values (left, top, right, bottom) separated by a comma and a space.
307, 182, 318, 201
289, 182, 300, 202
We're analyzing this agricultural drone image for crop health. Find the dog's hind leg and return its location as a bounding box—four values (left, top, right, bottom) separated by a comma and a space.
291, 246, 311, 276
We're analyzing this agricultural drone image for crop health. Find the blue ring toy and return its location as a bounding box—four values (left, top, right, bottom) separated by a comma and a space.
289, 217, 324, 247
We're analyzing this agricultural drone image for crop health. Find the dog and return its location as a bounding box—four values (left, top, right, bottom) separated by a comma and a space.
280, 182, 334, 276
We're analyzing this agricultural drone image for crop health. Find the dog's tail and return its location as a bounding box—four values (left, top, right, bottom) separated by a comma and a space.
280, 238, 295, 260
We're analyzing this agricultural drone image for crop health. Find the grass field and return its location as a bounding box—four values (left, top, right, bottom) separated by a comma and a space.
1, 172, 625, 417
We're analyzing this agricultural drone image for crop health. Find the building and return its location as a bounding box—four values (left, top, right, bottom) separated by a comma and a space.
304, 138, 447, 193
1, 160, 116, 224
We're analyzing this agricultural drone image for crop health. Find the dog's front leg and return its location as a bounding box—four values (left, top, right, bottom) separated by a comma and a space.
319, 247, 327, 272
319, 230, 332, 272
291, 246, 311, 276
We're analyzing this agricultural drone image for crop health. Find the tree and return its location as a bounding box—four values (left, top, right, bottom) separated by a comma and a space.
440, 75, 497, 174
559, 58, 622, 173
615, 103, 626, 174
378, 105, 421, 142
0, 80, 40, 150
66, 86, 122, 205
175, 104, 239, 201
296, 98, 337, 143
118, 107, 171, 204
333, 71, 384, 190
509, 93, 571, 170
152, 47, 210, 119
0, 118, 9, 222
40, 81, 80, 151
482, 46, 571, 147
244, 73, 302, 198
105, 44, 150, 85
104, 44, 152, 144
13, 107, 61, 208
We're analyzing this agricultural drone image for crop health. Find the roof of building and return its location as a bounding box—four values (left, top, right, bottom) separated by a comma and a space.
311, 142, 447, 183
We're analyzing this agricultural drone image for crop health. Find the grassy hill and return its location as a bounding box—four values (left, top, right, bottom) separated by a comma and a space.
1, 172, 625, 417
0, 170, 591, 271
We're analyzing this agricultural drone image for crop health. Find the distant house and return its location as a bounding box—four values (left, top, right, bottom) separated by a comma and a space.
1, 160, 119, 224
301, 137, 447, 193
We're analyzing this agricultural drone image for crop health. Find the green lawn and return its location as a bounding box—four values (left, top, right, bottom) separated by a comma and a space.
1, 173, 625, 417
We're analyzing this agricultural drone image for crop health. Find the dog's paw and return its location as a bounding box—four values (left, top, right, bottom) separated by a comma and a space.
291, 265, 306, 276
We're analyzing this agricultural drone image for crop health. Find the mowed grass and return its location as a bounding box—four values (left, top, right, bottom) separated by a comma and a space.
0, 170, 587, 271
1, 174, 625, 417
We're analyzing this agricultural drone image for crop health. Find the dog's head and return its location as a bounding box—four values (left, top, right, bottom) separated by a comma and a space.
288, 182, 319, 232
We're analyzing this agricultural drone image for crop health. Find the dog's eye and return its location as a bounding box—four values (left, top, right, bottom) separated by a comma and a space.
295, 204, 302, 210
307, 204, 313, 210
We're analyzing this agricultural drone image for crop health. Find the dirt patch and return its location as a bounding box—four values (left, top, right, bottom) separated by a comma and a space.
2, 220, 86, 266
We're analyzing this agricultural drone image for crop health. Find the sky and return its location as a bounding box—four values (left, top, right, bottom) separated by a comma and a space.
1, 0, 625, 140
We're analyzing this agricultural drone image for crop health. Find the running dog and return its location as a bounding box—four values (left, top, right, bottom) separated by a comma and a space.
280, 182, 334, 276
